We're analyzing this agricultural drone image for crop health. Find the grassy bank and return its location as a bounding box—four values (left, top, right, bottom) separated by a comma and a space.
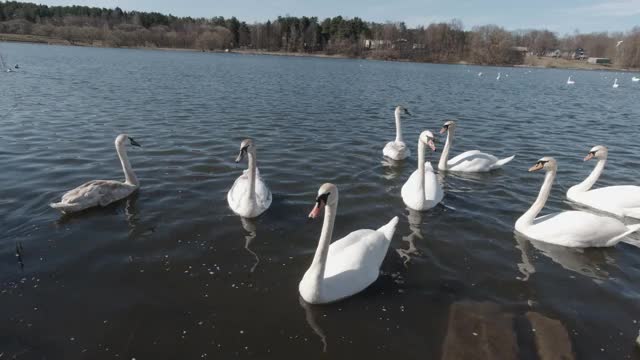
2, 33, 638, 72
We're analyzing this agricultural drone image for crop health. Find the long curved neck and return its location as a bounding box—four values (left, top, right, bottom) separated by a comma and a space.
394, 111, 403, 143
572, 159, 606, 193
439, 128, 454, 170
116, 143, 138, 186
248, 150, 257, 200
518, 170, 555, 227
417, 140, 426, 198
309, 200, 337, 290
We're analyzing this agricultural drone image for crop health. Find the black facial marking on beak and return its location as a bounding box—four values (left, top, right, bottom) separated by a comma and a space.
316, 192, 330, 205
235, 146, 248, 163
129, 137, 141, 147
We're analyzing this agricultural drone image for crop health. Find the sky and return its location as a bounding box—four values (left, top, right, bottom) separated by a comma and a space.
36, 0, 640, 34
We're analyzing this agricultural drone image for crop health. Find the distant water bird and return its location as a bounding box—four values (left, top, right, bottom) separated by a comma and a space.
438, 120, 514, 172
616, 40, 624, 47
401, 130, 444, 211
515, 157, 640, 248
613, 78, 619, 88
383, 106, 411, 160
567, 145, 640, 219
299, 183, 398, 304
50, 134, 141, 213
567, 76, 575, 85
5, 68, 12, 73
496, 72, 501, 80
227, 138, 272, 218
14, 64, 19, 69
632, 76, 639, 82
478, 72, 483, 77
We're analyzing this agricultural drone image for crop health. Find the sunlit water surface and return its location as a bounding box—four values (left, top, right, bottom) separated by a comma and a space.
1, 42, 640, 359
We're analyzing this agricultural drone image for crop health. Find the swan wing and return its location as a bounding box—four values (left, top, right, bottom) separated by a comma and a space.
254, 168, 273, 210
51, 180, 134, 212
571, 186, 640, 218
227, 168, 271, 217
524, 211, 631, 247
383, 141, 410, 160
447, 150, 502, 172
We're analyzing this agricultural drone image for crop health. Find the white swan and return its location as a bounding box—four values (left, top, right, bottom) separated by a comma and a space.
567, 76, 575, 85
613, 78, 619, 88
401, 130, 444, 211
478, 72, 483, 77
567, 145, 640, 219
515, 157, 640, 248
383, 106, 411, 160
438, 120, 515, 172
50, 134, 141, 213
299, 183, 398, 304
632, 76, 639, 82
496, 72, 501, 80
227, 138, 272, 218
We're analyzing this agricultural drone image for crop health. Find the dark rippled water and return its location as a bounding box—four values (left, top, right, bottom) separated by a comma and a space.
2, 42, 640, 359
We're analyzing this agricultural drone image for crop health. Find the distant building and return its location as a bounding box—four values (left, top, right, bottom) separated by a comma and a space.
573, 48, 586, 60
363, 39, 391, 50
587, 57, 611, 64
546, 49, 561, 58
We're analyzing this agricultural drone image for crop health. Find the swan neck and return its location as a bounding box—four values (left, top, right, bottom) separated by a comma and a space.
309, 200, 337, 290
394, 112, 403, 143
439, 128, 454, 170
519, 169, 555, 227
573, 159, 606, 193
117, 142, 138, 186
417, 140, 426, 194
248, 151, 257, 200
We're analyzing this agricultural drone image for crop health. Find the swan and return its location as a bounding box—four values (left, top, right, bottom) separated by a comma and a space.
438, 120, 515, 172
567, 145, 640, 219
567, 76, 575, 85
50, 134, 141, 213
299, 183, 398, 304
383, 106, 411, 160
632, 76, 639, 82
496, 72, 501, 80
401, 130, 444, 211
227, 138, 272, 218
515, 157, 640, 248
613, 78, 619, 88
478, 72, 483, 77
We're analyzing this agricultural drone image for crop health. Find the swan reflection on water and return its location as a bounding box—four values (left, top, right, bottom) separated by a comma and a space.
381, 157, 406, 180
240, 217, 260, 273
298, 296, 327, 352
396, 209, 424, 266
514, 232, 614, 281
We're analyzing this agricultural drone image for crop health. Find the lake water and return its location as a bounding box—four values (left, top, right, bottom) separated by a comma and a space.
1, 42, 640, 359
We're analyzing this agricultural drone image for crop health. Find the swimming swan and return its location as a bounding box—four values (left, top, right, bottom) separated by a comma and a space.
515, 157, 640, 248
567, 145, 640, 219
227, 138, 272, 218
438, 120, 514, 172
567, 76, 575, 85
613, 78, 619, 88
383, 106, 411, 160
299, 183, 398, 304
50, 134, 141, 213
401, 130, 444, 211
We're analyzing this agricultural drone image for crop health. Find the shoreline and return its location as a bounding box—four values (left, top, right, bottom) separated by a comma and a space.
2, 33, 638, 72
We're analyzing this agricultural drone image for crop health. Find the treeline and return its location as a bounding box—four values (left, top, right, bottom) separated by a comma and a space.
1, 1, 639, 67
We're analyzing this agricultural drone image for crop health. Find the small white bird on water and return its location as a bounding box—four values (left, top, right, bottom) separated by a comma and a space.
632, 76, 639, 82
478, 72, 483, 77
496, 72, 501, 80
567, 76, 575, 85
613, 78, 619, 88
50, 134, 141, 213
382, 106, 411, 160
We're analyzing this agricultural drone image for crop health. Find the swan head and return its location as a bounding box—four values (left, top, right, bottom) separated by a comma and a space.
115, 134, 141, 147
528, 156, 556, 172
235, 138, 254, 163
584, 145, 608, 161
395, 106, 411, 116
440, 120, 456, 134
308, 183, 338, 219
420, 130, 436, 151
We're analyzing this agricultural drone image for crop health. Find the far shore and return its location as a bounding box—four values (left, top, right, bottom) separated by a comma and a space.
2, 33, 638, 73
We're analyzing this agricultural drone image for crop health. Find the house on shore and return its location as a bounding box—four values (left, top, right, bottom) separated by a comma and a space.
587, 57, 611, 64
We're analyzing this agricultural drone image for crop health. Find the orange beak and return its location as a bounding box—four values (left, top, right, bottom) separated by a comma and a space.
528, 163, 544, 172
584, 153, 594, 161
440, 127, 447, 134
308, 201, 324, 219
427, 139, 436, 151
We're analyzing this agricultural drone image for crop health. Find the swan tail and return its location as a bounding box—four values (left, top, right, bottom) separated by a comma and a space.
377, 216, 399, 242
610, 224, 640, 246
491, 155, 515, 169
622, 208, 640, 220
